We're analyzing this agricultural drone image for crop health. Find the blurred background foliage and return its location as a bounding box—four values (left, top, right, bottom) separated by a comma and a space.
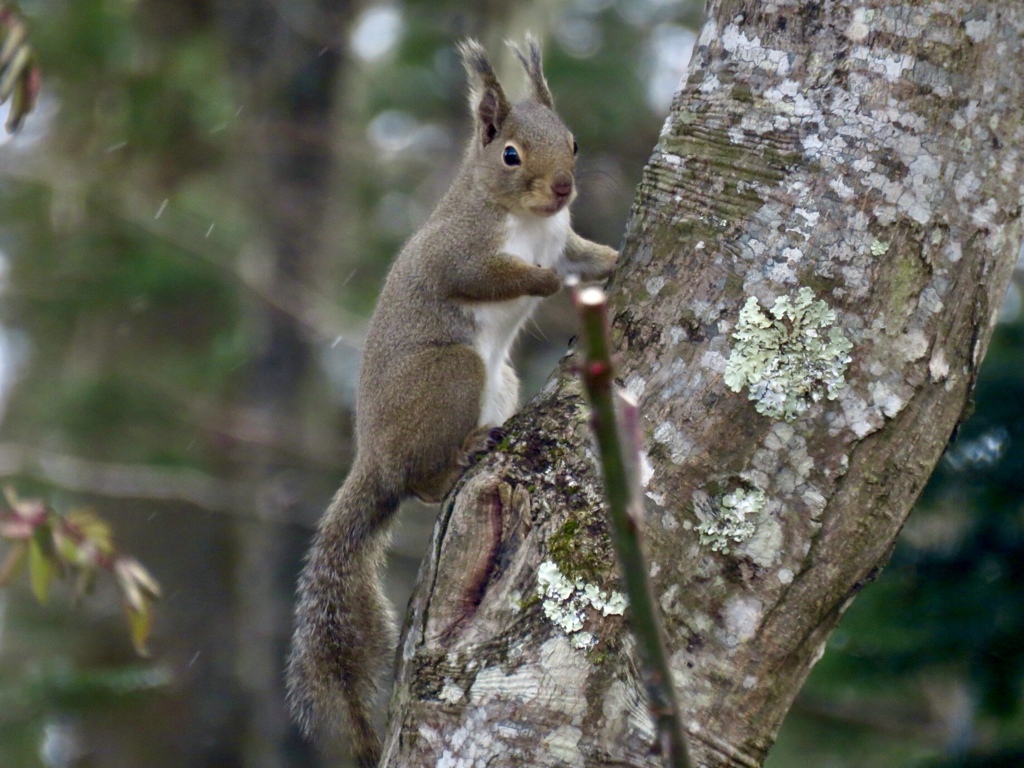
0, 1, 1020, 767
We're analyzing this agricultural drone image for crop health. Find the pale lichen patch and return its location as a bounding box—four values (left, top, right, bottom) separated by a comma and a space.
725, 287, 854, 421
624, 372, 647, 400
659, 583, 681, 617
719, 23, 791, 76
764, 80, 815, 118
929, 347, 950, 382
638, 450, 655, 487
721, 595, 763, 647
766, 254, 799, 285
739, 507, 782, 568
698, 73, 721, 94
652, 421, 695, 464
542, 726, 584, 766
508, 589, 523, 613
645, 490, 666, 507
868, 380, 908, 419
432, 706, 493, 767
845, 7, 874, 42
439, 678, 465, 704
838, 390, 882, 439
850, 46, 915, 82
965, 18, 993, 42
895, 329, 929, 362
764, 420, 796, 451
536, 560, 626, 650
699, 350, 729, 373
694, 486, 766, 553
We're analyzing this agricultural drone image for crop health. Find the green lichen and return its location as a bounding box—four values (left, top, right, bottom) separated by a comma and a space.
548, 515, 605, 584
870, 238, 890, 256
519, 592, 542, 611
723, 272, 746, 299
724, 287, 853, 421
695, 486, 766, 553
732, 82, 754, 103
885, 249, 931, 332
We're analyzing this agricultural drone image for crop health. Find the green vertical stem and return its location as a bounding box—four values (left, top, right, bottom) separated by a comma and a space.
573, 285, 693, 768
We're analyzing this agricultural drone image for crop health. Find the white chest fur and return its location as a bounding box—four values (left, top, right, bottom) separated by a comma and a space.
501, 207, 570, 268
472, 209, 570, 426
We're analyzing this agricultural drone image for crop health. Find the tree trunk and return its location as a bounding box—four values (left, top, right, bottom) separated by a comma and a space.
382, 1, 1024, 766
215, 3, 356, 766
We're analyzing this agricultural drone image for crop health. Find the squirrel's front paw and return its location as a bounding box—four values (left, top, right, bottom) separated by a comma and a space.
569, 243, 618, 282
459, 425, 504, 468
531, 266, 563, 297
592, 244, 619, 280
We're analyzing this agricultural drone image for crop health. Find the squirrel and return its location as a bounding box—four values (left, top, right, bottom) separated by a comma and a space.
285, 36, 618, 767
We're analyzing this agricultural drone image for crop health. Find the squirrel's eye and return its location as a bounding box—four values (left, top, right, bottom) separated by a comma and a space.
572, 140, 579, 156
502, 145, 521, 166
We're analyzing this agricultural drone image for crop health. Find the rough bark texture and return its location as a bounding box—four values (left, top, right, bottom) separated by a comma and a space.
382, 2, 1024, 766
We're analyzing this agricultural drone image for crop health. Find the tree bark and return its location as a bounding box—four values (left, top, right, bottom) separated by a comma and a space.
382, 1, 1024, 766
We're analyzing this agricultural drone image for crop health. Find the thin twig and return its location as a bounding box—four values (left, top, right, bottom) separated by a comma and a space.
0, 441, 250, 515
122, 205, 366, 349
0, 157, 366, 349
572, 284, 693, 768
126, 374, 349, 471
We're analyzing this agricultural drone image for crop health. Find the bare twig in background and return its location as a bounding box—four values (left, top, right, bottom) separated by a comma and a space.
128, 374, 349, 471
122, 203, 366, 349
0, 441, 250, 515
0, 156, 367, 350
573, 284, 693, 768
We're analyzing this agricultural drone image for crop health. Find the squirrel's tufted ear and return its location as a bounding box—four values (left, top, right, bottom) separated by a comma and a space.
458, 38, 511, 146
509, 33, 554, 109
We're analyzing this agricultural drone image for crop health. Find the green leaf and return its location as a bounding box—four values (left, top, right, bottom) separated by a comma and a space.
67, 508, 115, 554
0, 15, 27, 70
57, 531, 81, 563
28, 533, 54, 604
32, 521, 61, 562
126, 600, 154, 657
116, 557, 161, 654
0, 44, 29, 103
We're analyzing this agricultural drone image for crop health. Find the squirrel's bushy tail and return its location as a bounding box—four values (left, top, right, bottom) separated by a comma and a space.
286, 463, 400, 768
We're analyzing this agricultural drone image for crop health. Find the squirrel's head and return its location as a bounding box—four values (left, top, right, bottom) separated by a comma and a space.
458, 36, 578, 218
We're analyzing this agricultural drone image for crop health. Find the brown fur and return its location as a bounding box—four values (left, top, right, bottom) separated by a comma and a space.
285, 37, 618, 767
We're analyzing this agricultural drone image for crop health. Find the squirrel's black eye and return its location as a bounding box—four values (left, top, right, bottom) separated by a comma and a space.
502, 145, 521, 166
572, 140, 579, 156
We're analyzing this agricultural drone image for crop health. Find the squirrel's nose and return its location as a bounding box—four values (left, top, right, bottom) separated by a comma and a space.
551, 172, 573, 199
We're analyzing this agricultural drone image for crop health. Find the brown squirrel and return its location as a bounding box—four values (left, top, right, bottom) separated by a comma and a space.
285, 36, 618, 767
